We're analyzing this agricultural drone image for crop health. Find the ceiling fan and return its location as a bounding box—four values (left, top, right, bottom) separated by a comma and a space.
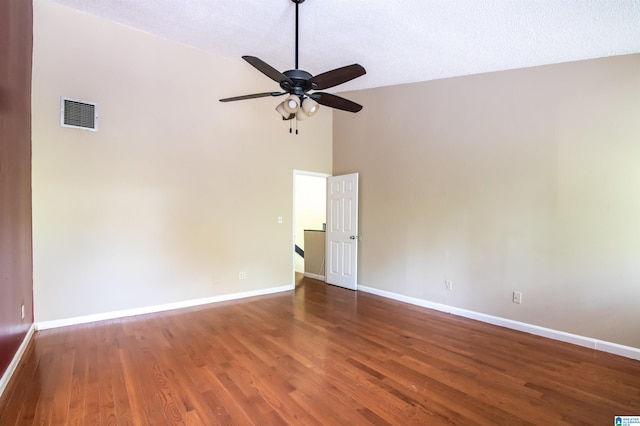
219, 0, 366, 131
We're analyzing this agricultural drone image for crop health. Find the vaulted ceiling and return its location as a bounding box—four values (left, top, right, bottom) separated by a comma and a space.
50, 0, 640, 92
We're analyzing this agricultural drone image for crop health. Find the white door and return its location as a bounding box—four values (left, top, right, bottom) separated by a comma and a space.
325, 173, 359, 290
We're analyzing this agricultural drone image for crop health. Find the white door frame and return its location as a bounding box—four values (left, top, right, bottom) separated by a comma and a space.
292, 170, 331, 286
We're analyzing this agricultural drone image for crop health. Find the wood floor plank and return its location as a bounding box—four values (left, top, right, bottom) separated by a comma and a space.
18, 351, 54, 424
82, 333, 101, 426
109, 347, 133, 425
49, 347, 75, 424
200, 366, 255, 425
0, 342, 37, 425
1, 275, 639, 425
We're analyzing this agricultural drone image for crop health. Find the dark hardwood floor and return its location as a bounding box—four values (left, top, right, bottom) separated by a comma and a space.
1, 275, 639, 425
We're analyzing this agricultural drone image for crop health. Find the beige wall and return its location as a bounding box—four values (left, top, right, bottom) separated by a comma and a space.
32, 0, 332, 322
334, 54, 640, 348
31, 0, 640, 349
303, 231, 326, 277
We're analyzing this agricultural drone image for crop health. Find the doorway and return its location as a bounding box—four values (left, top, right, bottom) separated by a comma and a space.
293, 170, 330, 283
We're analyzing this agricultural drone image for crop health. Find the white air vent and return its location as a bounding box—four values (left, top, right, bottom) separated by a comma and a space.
60, 97, 98, 131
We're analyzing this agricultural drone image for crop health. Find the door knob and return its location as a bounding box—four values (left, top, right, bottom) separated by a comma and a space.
350, 235, 358, 240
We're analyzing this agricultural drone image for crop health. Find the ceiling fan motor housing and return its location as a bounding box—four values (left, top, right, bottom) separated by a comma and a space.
281, 69, 313, 95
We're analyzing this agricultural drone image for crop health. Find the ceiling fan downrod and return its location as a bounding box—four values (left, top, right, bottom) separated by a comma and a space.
293, 0, 305, 70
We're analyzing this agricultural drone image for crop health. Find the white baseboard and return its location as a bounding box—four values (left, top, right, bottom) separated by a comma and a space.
36, 284, 294, 331
31, 281, 640, 361
0, 323, 36, 399
358, 285, 640, 361
303, 272, 325, 281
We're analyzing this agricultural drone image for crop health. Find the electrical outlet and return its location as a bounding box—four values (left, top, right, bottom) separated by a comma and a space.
21, 304, 25, 320
239, 272, 247, 280
445, 280, 453, 291
512, 291, 523, 304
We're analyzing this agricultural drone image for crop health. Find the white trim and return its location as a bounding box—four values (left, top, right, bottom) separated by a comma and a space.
36, 285, 293, 331
0, 323, 36, 399
358, 285, 640, 361
293, 169, 332, 179
303, 272, 325, 281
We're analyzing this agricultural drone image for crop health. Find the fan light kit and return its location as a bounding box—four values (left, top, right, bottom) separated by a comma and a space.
219, 0, 366, 134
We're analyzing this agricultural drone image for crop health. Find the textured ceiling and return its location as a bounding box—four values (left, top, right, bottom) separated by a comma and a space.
50, 0, 640, 92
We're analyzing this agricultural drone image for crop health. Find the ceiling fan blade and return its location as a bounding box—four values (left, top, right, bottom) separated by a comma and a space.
219, 92, 286, 102
308, 64, 366, 90
243, 56, 293, 86
310, 92, 363, 113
